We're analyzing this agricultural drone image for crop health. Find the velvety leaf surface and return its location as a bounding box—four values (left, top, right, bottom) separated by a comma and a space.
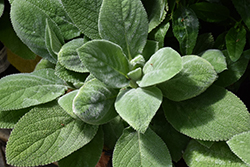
58, 90, 79, 119
226, 27, 246, 62
184, 140, 248, 167
0, 108, 30, 129
115, 87, 162, 133
215, 50, 249, 87
73, 79, 119, 125
139, 47, 182, 87
99, 0, 148, 59
172, 7, 199, 55
196, 139, 214, 149
10, 0, 61, 63
58, 38, 88, 73
77, 40, 130, 88
158, 55, 217, 101
232, 0, 250, 30
141, 0, 167, 32
163, 85, 250, 141
0, 69, 67, 111
34, 59, 55, 71
227, 131, 250, 165
6, 101, 99, 167
113, 128, 172, 167
150, 109, 190, 162
58, 128, 103, 167
190, 2, 230, 22
201, 49, 227, 73
17, 0, 80, 40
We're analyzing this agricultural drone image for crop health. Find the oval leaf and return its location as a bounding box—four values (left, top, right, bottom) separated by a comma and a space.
184, 140, 248, 167
6, 101, 99, 167
73, 79, 119, 125
201, 49, 227, 73
163, 85, 250, 141
226, 27, 246, 62
158, 55, 217, 101
61, 0, 102, 39
58, 38, 88, 73
232, 0, 250, 30
77, 40, 130, 88
115, 87, 162, 133
99, 0, 148, 59
172, 7, 199, 55
139, 47, 182, 87
0, 69, 68, 111
227, 131, 250, 165
113, 128, 172, 167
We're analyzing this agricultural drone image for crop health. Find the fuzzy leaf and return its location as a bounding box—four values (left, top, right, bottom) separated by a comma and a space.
184, 140, 248, 167
0, 69, 67, 111
61, 0, 102, 39
190, 2, 230, 22
10, 0, 63, 63
142, 40, 159, 61
227, 131, 250, 165
139, 47, 182, 87
6, 101, 99, 167
163, 85, 250, 141
0, 0, 4, 17
115, 87, 162, 133
58, 128, 103, 167
201, 49, 227, 73
158, 55, 217, 101
58, 38, 88, 73
99, 0, 148, 59
141, 0, 167, 32
77, 40, 130, 88
172, 7, 199, 55
73, 79, 119, 125
226, 27, 246, 62
215, 50, 249, 87
34, 59, 55, 71
232, 0, 250, 30
113, 127, 172, 167
0, 108, 30, 129
58, 90, 79, 119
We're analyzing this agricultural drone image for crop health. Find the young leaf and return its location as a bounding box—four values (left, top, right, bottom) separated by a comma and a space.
99, 0, 148, 59
45, 18, 64, 60
0, 108, 30, 129
184, 140, 248, 167
17, 0, 80, 40
201, 49, 227, 73
113, 127, 172, 167
55, 63, 88, 85
73, 78, 119, 125
77, 40, 130, 88
61, 0, 102, 39
141, 0, 167, 32
139, 47, 182, 87
58, 128, 104, 167
58, 38, 88, 73
172, 7, 199, 55
190, 2, 230, 22
10, 0, 61, 63
227, 131, 250, 165
232, 0, 250, 30
115, 87, 162, 133
58, 90, 79, 119
163, 85, 250, 141
158, 55, 217, 101
0, 69, 68, 111
34, 59, 55, 71
226, 27, 246, 62
150, 109, 190, 162
215, 50, 249, 87
6, 101, 99, 167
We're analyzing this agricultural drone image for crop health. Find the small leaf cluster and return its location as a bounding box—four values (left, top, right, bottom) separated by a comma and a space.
0, 0, 250, 166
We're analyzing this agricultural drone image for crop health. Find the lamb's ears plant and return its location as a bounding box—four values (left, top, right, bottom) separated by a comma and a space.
0, 0, 250, 167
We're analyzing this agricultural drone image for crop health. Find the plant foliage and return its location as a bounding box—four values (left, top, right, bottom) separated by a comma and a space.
0, 0, 250, 166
